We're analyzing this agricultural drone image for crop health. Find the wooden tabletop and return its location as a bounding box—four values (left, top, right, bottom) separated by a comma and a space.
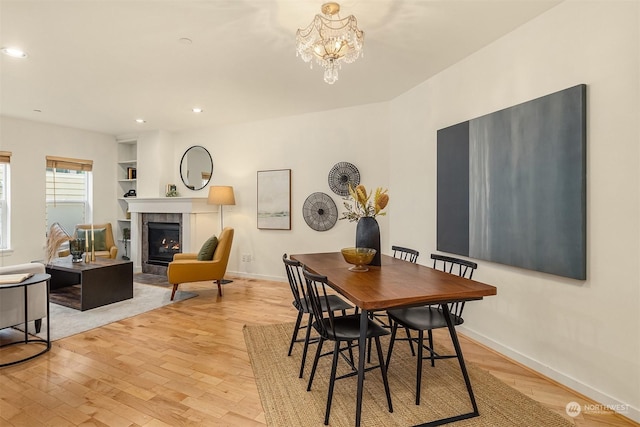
45, 256, 133, 273
291, 252, 497, 311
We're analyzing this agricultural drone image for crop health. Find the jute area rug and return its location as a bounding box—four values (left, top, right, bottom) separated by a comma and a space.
244, 323, 572, 427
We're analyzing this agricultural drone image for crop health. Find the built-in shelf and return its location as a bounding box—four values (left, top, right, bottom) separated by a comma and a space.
117, 138, 137, 259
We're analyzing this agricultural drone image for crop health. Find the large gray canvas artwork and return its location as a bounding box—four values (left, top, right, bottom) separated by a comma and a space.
437, 84, 586, 280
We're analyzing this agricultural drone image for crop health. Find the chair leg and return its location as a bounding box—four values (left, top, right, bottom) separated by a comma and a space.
34, 319, 42, 334
324, 341, 341, 425
289, 311, 303, 356
216, 280, 223, 296
374, 336, 393, 413
170, 284, 179, 300
346, 341, 355, 366
416, 330, 424, 405
299, 313, 314, 378
385, 321, 399, 370
367, 311, 375, 363
428, 329, 435, 367
405, 327, 416, 356
307, 337, 325, 391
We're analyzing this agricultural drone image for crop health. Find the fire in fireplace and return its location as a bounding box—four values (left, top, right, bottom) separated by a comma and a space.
147, 222, 181, 266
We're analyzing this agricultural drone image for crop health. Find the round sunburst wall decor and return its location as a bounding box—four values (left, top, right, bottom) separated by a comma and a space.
302, 192, 338, 231
328, 162, 360, 196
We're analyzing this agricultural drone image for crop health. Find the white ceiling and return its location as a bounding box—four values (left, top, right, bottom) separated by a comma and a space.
0, 0, 561, 136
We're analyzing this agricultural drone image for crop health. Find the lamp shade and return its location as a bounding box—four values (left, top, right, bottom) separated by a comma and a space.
208, 186, 236, 206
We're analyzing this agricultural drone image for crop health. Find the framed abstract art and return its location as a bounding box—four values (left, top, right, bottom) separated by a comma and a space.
257, 169, 291, 230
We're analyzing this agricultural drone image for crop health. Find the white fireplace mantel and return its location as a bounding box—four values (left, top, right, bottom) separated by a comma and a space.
126, 197, 215, 214
126, 197, 217, 273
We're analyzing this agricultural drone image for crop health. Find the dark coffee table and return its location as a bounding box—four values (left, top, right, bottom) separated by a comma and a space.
46, 256, 133, 311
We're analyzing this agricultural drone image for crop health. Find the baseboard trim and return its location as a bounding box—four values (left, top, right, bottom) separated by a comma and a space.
458, 325, 640, 423
226, 270, 286, 283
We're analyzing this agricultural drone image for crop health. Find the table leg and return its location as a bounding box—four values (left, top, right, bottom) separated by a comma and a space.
355, 308, 368, 427
22, 285, 28, 343
46, 279, 51, 351
416, 304, 479, 426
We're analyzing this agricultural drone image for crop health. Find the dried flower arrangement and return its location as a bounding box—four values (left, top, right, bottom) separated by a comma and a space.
340, 184, 389, 222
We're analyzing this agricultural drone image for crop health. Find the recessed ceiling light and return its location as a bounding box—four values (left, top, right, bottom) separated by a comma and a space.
1, 47, 28, 58
33, 109, 42, 113
192, 107, 203, 113
135, 118, 146, 123
178, 38, 193, 45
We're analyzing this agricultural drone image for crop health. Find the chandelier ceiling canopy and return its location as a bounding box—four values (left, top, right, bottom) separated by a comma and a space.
296, 2, 364, 85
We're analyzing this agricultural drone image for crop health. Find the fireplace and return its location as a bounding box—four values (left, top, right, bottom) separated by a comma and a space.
147, 222, 181, 266
125, 197, 216, 273
141, 212, 183, 274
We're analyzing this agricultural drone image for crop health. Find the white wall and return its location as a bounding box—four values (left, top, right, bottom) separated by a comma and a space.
389, 0, 639, 419
137, 130, 174, 198
170, 102, 390, 280
2, 0, 637, 419
0, 116, 117, 266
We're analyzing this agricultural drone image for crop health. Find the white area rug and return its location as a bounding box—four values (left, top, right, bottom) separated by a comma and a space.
35, 283, 196, 341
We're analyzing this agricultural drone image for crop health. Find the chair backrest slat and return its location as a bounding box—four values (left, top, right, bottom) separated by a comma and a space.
430, 254, 477, 279
392, 245, 419, 263
430, 254, 478, 318
302, 267, 336, 340
283, 254, 307, 307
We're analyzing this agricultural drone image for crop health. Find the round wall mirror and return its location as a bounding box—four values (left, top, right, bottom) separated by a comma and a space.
180, 146, 213, 191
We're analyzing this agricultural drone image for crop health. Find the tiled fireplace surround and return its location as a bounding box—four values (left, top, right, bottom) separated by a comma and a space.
141, 212, 182, 274
126, 198, 216, 274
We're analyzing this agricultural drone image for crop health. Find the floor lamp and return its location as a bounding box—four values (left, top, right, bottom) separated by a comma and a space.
208, 185, 236, 284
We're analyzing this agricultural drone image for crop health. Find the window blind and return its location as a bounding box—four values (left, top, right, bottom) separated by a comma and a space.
0, 151, 11, 164
45, 155, 92, 171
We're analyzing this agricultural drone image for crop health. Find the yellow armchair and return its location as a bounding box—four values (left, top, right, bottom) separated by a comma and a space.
75, 223, 118, 259
167, 227, 234, 300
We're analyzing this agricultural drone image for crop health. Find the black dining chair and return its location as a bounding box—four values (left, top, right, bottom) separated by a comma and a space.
366, 245, 420, 361
391, 245, 420, 263
283, 254, 353, 378
385, 253, 477, 405
303, 266, 393, 425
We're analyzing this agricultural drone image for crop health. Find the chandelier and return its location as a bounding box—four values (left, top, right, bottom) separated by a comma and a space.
296, 2, 364, 84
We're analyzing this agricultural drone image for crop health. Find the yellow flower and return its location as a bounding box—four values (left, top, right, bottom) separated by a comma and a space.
340, 184, 389, 222
375, 192, 389, 214
355, 185, 368, 209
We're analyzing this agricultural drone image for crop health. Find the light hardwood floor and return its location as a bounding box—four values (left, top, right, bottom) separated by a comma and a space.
0, 277, 637, 426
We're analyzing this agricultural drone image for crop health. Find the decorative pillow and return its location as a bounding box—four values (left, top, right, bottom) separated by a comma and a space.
197, 235, 219, 261
77, 228, 108, 251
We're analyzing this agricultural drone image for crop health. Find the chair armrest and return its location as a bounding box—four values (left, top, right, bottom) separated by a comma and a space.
173, 253, 198, 260
109, 246, 118, 259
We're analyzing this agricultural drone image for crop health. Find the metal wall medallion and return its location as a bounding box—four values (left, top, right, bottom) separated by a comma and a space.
328, 162, 360, 196
302, 192, 338, 231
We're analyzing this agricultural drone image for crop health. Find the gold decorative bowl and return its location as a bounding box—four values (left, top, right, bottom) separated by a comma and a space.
341, 247, 377, 272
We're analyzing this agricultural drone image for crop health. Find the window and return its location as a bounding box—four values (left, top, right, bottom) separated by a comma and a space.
46, 156, 93, 235
0, 151, 10, 250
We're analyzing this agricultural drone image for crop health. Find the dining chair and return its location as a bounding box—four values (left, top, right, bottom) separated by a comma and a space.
391, 245, 420, 263
367, 245, 420, 361
385, 253, 477, 405
302, 266, 393, 425
283, 254, 353, 379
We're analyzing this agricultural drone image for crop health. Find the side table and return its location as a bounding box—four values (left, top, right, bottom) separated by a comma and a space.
0, 273, 51, 367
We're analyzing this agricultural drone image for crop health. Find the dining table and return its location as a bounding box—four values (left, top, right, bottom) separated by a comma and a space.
291, 252, 497, 427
